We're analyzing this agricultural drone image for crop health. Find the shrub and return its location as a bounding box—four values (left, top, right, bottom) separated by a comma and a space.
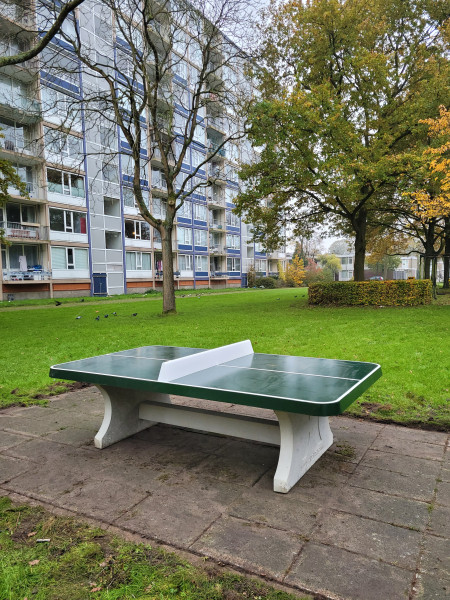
308, 280, 432, 306
256, 276, 279, 288
247, 264, 256, 288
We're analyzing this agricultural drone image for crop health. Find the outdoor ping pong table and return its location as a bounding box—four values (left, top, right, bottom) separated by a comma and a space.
49, 340, 381, 493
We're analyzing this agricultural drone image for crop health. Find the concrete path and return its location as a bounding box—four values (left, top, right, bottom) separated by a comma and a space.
0, 388, 448, 600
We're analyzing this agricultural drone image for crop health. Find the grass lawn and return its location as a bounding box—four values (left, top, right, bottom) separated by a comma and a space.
0, 497, 309, 600
1, 288, 449, 429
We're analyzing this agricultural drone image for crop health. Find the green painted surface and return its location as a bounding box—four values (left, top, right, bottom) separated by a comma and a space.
49, 345, 382, 417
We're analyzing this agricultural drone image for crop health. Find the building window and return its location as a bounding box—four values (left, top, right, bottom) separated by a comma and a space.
2, 243, 40, 270
255, 259, 266, 273
44, 127, 83, 162
225, 187, 237, 204
226, 234, 240, 249
49, 208, 87, 233
178, 254, 192, 270
102, 161, 119, 183
177, 227, 192, 245
51, 246, 88, 270
193, 202, 207, 221
41, 86, 81, 128
227, 257, 241, 271
47, 169, 85, 197
226, 210, 239, 227
151, 168, 167, 190
124, 220, 150, 240
126, 251, 151, 271
194, 228, 207, 246
178, 200, 192, 219
195, 255, 208, 271
3, 202, 37, 224
152, 197, 167, 218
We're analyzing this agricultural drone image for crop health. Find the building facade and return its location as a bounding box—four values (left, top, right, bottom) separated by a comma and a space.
0, 0, 289, 300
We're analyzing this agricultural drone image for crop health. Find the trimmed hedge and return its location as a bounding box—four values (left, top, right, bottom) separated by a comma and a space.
308, 280, 432, 306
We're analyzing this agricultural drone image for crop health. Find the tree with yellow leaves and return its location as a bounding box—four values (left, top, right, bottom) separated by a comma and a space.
285, 256, 306, 287
405, 106, 450, 287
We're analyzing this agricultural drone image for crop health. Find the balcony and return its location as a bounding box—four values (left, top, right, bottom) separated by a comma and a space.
206, 115, 225, 132
2, 268, 52, 281
209, 219, 225, 231
7, 181, 40, 199
209, 244, 226, 255
0, 3, 35, 32
0, 92, 41, 123
0, 221, 49, 241
0, 137, 42, 163
207, 192, 225, 208
210, 271, 228, 278
207, 141, 226, 160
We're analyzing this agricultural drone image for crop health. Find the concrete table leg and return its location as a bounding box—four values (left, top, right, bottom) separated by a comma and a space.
273, 413, 333, 493
94, 386, 171, 448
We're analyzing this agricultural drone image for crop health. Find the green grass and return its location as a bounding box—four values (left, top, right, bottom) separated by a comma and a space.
0, 496, 310, 600
0, 286, 257, 309
0, 288, 449, 429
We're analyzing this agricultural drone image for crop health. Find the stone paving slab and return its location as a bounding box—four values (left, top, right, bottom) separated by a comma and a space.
0, 386, 448, 600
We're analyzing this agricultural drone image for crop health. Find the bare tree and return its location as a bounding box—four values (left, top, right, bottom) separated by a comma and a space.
37, 0, 256, 312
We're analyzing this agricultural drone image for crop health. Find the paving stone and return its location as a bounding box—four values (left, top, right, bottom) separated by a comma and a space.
193, 453, 273, 486
136, 425, 230, 454
428, 504, 450, 538
95, 459, 181, 493
420, 534, 450, 577
414, 573, 450, 599
213, 438, 279, 465
0, 431, 31, 451
255, 468, 348, 503
359, 450, 442, 478
371, 435, 445, 461
436, 480, 450, 507
5, 463, 85, 501
44, 427, 96, 447
286, 542, 413, 600
8, 406, 62, 420
312, 510, 421, 569
57, 477, 148, 521
0, 416, 69, 436
116, 475, 244, 546
330, 415, 385, 435
377, 426, 448, 446
327, 485, 431, 530
192, 515, 301, 579
0, 455, 30, 484
350, 465, 436, 502
228, 488, 319, 534
4, 438, 99, 477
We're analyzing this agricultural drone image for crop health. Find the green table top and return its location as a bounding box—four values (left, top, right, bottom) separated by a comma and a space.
49, 345, 382, 416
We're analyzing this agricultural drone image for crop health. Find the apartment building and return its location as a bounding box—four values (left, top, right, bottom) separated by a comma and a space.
0, 0, 289, 300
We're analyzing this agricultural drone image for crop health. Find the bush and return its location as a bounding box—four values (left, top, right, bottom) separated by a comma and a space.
256, 276, 279, 288
308, 280, 432, 306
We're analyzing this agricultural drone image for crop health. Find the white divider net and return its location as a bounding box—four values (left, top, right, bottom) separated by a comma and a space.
158, 340, 254, 382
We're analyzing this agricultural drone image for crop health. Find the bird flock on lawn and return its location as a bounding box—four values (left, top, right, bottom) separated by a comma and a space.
85, 311, 137, 320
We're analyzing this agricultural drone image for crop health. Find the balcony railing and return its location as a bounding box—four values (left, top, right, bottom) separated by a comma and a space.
209, 220, 225, 230
207, 142, 226, 158
0, 93, 41, 122
2, 268, 52, 281
0, 222, 48, 240
207, 115, 224, 131
209, 245, 226, 255
6, 181, 38, 197
0, 137, 40, 157
0, 3, 34, 28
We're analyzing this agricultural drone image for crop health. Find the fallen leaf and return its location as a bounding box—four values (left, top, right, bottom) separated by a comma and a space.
28, 559, 40, 566
27, 531, 37, 537
90, 587, 102, 593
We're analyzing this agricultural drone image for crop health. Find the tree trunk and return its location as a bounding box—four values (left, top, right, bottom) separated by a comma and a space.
353, 208, 367, 281
161, 226, 176, 314
423, 220, 435, 280
443, 217, 450, 289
